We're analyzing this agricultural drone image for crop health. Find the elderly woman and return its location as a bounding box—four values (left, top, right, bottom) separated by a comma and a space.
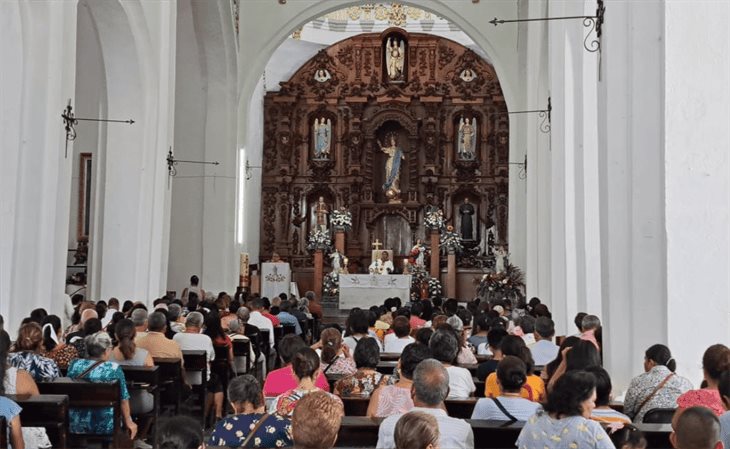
67, 332, 138, 440
271, 347, 342, 418
334, 338, 388, 397
8, 322, 60, 382
41, 314, 79, 370
394, 412, 439, 449
623, 344, 693, 422
517, 370, 613, 449
210, 375, 292, 448
317, 328, 356, 376
367, 343, 432, 417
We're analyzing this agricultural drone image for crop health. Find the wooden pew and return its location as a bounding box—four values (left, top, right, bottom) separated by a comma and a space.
340, 396, 478, 419
182, 350, 209, 425
153, 357, 183, 414
379, 352, 490, 363
232, 339, 252, 375
121, 365, 160, 445
335, 416, 673, 449
37, 378, 122, 447
8, 394, 69, 449
376, 361, 479, 375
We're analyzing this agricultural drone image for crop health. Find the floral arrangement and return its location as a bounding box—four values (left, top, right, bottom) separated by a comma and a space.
330, 208, 352, 231
440, 227, 463, 254
306, 228, 332, 252
424, 209, 445, 231
408, 265, 442, 300
323, 272, 339, 297
477, 264, 525, 304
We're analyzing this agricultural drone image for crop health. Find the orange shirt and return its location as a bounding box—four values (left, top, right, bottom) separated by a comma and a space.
485, 372, 546, 402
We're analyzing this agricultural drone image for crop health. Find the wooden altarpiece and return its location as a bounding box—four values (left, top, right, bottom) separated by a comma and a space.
261, 29, 510, 293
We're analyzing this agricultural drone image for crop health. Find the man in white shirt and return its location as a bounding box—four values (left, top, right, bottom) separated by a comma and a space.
530, 317, 560, 366
172, 311, 214, 384
247, 297, 276, 370
377, 359, 474, 449
383, 316, 415, 353
429, 329, 475, 399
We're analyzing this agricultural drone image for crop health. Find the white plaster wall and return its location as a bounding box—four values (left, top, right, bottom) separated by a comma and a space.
0, 1, 78, 332
664, 1, 730, 383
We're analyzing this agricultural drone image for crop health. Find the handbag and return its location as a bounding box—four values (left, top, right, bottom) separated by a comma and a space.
241, 413, 272, 448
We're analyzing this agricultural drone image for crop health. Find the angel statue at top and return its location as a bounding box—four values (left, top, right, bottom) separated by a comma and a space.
385, 38, 405, 81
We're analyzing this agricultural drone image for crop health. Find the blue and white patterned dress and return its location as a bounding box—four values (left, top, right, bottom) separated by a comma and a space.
7, 351, 60, 382
209, 413, 293, 448
0, 396, 21, 448
66, 358, 130, 435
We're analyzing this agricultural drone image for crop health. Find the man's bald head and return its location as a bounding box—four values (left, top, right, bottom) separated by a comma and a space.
80, 308, 98, 324
672, 406, 721, 449
411, 359, 449, 407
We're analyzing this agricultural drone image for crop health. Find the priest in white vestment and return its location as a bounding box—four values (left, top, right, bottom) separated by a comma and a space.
369, 251, 395, 275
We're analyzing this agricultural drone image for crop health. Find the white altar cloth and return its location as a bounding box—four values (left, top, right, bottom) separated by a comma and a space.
339, 274, 411, 310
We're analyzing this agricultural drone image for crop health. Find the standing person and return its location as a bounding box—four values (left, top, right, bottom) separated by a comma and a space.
305, 291, 323, 320
181, 275, 206, 305
376, 359, 474, 449
516, 371, 613, 449
203, 313, 233, 422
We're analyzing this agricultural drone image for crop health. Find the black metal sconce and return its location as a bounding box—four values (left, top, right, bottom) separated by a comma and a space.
61, 100, 134, 158
166, 147, 220, 177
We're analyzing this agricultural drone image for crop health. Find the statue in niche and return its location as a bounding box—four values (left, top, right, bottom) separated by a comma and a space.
312, 118, 331, 159
377, 133, 405, 201
313, 69, 332, 83
409, 239, 427, 267
459, 198, 475, 240
315, 196, 329, 231
457, 117, 477, 160
495, 245, 509, 273
385, 38, 405, 81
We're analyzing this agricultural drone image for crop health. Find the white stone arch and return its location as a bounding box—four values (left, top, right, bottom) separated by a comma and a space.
235, 1, 524, 286
76, 0, 174, 302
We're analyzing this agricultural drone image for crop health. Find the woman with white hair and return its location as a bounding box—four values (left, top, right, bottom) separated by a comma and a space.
67, 332, 138, 440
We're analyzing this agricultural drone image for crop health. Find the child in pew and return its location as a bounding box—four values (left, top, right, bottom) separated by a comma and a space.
471, 356, 540, 421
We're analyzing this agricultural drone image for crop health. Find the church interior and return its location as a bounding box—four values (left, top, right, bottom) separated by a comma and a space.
1, 0, 729, 447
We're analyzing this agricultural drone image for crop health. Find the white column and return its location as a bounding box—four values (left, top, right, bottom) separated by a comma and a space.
598, 0, 668, 391
664, 1, 730, 382
0, 1, 78, 331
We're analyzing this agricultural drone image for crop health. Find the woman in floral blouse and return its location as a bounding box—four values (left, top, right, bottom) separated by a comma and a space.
8, 322, 60, 382
623, 344, 693, 422
210, 374, 292, 448
40, 314, 78, 370
334, 338, 388, 397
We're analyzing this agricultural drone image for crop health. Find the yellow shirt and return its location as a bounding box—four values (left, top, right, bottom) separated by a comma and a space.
485, 373, 546, 402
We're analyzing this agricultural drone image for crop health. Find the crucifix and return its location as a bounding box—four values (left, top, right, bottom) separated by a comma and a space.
372, 239, 383, 251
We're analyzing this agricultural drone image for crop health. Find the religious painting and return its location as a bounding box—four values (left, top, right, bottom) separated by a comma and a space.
456, 115, 478, 161
311, 116, 332, 160
77, 153, 93, 240
384, 34, 406, 82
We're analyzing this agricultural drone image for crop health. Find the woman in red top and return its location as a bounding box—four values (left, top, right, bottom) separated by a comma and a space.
676, 344, 730, 416
204, 313, 234, 421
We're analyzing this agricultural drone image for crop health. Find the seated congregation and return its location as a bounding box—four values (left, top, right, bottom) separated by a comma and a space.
1, 288, 730, 449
